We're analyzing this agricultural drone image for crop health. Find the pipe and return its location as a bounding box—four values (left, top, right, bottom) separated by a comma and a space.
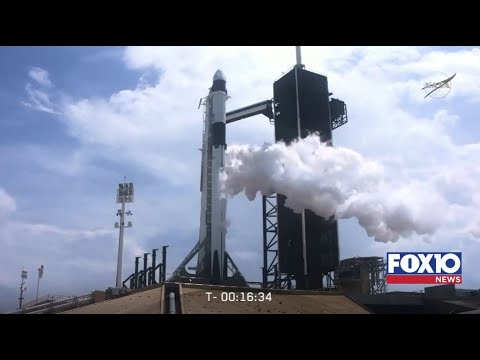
17, 298, 71, 313
296, 46, 302, 66
162, 246, 169, 282
134, 256, 140, 289
28, 296, 92, 314
143, 253, 149, 287
151, 249, 159, 285
274, 265, 279, 288
169, 292, 176, 314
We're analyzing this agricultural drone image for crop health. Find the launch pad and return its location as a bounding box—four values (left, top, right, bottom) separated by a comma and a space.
172, 48, 349, 290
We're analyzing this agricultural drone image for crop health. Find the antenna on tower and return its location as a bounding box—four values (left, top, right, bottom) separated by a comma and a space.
295, 46, 305, 69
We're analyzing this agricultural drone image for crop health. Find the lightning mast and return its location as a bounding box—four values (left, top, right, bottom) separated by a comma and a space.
36, 265, 44, 301
18, 268, 27, 310
114, 177, 134, 288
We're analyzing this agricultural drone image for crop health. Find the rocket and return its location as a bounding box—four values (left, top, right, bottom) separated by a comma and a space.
196, 69, 228, 283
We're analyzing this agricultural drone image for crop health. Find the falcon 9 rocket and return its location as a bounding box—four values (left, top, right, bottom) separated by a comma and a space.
196, 70, 228, 283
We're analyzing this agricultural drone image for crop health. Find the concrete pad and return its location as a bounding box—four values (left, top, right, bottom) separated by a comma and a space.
61, 283, 370, 314
181, 286, 370, 314
63, 287, 163, 314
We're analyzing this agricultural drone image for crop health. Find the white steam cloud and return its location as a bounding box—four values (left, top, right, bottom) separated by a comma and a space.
221, 134, 457, 243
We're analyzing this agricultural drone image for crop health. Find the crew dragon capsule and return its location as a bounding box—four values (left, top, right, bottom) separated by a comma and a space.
196, 70, 228, 282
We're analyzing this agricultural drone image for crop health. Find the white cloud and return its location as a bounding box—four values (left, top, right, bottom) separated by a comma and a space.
28, 67, 53, 87
468, 218, 480, 238
0, 188, 16, 214
22, 83, 60, 114
0, 213, 115, 246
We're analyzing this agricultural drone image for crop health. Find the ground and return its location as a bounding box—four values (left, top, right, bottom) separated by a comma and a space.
62, 283, 370, 314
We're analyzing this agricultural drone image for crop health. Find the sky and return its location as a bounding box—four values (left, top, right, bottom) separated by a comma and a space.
1, 46, 480, 312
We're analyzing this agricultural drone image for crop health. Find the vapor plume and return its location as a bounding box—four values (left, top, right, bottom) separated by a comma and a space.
221, 134, 453, 243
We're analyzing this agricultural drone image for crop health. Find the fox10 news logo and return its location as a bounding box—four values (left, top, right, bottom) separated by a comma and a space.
386, 252, 462, 285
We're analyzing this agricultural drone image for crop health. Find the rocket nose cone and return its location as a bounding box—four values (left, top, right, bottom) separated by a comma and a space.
213, 69, 226, 82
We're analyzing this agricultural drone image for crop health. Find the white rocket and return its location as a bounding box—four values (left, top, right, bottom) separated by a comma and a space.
196, 69, 228, 282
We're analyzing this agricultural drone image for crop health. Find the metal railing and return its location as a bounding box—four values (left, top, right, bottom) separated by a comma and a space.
9, 293, 93, 314
22, 294, 75, 309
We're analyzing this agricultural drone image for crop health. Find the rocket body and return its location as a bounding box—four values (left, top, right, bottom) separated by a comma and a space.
197, 70, 227, 282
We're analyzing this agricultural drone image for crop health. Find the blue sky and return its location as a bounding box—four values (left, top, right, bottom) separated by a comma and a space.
1, 46, 480, 312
